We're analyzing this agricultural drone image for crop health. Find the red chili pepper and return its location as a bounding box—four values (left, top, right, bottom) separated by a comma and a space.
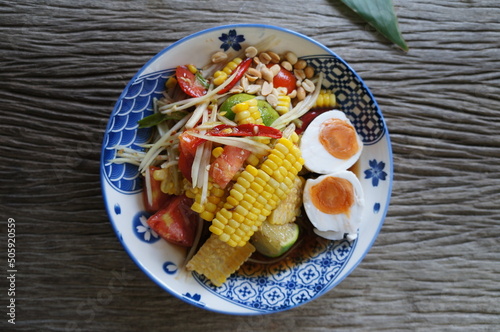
208, 124, 282, 138
295, 108, 332, 134
217, 57, 253, 94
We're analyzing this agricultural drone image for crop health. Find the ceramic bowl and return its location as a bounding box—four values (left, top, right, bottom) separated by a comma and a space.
101, 24, 393, 314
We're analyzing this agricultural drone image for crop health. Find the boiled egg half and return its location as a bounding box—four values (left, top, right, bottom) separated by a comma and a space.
300, 110, 362, 174
303, 170, 364, 240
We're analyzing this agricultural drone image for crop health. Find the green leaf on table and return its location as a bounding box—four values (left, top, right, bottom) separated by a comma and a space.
340, 0, 409, 51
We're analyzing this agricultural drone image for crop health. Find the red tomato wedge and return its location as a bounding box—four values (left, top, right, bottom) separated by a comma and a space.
267, 64, 297, 94
210, 145, 251, 189
143, 166, 171, 213
147, 194, 199, 247
217, 57, 253, 94
176, 65, 207, 98
178, 132, 205, 183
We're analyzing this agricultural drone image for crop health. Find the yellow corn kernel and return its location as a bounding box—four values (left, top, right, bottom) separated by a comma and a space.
165, 76, 177, 90
159, 166, 184, 195
222, 57, 242, 75
314, 89, 337, 108
213, 71, 228, 86
153, 169, 167, 181
189, 181, 226, 222
200, 211, 214, 221
186, 234, 255, 287
187, 64, 198, 74
232, 98, 263, 125
275, 95, 291, 115
212, 146, 224, 158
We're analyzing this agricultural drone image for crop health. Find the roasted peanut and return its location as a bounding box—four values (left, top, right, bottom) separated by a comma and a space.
296, 86, 306, 101
261, 81, 273, 96
245, 46, 258, 58
284, 51, 298, 65
294, 59, 307, 70
280, 60, 293, 72
258, 52, 272, 64
268, 51, 281, 63
261, 66, 274, 82
245, 67, 262, 82
266, 93, 278, 108
288, 89, 297, 99
246, 84, 261, 95
294, 69, 306, 81
302, 79, 315, 93
211, 51, 228, 63
304, 66, 315, 79
269, 64, 281, 76
240, 76, 249, 91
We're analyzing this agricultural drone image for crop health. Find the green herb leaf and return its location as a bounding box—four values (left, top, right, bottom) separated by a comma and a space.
137, 111, 187, 128
340, 0, 409, 51
195, 72, 209, 89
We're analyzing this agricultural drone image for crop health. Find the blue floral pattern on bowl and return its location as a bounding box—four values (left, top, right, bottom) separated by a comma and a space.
132, 211, 159, 243
364, 159, 388, 187
219, 29, 245, 51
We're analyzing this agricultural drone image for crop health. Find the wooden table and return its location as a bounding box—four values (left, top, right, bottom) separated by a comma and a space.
1, 1, 499, 330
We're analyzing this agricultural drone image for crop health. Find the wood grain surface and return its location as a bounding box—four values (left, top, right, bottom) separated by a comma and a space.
1, 0, 499, 331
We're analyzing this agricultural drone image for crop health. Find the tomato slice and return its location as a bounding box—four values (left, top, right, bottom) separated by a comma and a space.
267, 64, 297, 94
178, 132, 205, 182
176, 65, 207, 98
217, 57, 253, 94
143, 166, 171, 213
210, 145, 251, 189
147, 194, 198, 247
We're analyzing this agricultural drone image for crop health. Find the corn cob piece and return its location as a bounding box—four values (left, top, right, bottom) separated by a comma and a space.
209, 137, 305, 247
186, 233, 255, 287
187, 181, 226, 222
231, 98, 263, 125
213, 57, 243, 86
275, 95, 291, 115
314, 89, 337, 108
267, 176, 305, 225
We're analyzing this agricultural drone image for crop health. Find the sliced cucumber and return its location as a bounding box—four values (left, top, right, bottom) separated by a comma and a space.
251, 221, 300, 258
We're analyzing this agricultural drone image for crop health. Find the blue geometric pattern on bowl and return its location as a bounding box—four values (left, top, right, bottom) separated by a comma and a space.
193, 238, 355, 312
101, 56, 385, 194
303, 55, 385, 145
102, 70, 173, 194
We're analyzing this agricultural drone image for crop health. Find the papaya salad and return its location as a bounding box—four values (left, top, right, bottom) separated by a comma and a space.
113, 44, 365, 287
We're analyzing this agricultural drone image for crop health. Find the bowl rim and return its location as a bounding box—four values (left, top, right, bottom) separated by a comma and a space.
100, 23, 394, 315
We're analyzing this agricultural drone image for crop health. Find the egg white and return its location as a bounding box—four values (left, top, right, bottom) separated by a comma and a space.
303, 171, 364, 239
299, 110, 363, 174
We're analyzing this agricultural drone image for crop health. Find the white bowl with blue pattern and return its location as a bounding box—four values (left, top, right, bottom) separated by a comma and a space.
101, 24, 393, 314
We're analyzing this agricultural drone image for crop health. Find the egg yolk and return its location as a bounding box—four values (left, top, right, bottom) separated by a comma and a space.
310, 176, 354, 215
319, 118, 359, 160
